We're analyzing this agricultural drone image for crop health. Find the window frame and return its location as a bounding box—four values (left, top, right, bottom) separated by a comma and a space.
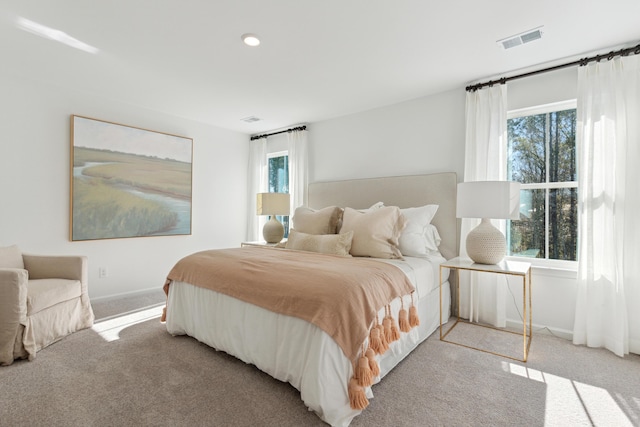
267, 150, 290, 236
506, 100, 578, 271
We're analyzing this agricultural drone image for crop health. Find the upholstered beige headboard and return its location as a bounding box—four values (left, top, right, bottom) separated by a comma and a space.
308, 172, 459, 260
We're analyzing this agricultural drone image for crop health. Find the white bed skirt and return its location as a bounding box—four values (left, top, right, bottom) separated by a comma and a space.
166, 277, 450, 426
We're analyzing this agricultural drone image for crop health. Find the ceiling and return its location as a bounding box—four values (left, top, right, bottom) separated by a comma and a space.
2, 1, 640, 135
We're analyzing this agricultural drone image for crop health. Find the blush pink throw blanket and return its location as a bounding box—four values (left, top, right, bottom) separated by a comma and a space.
163, 247, 415, 363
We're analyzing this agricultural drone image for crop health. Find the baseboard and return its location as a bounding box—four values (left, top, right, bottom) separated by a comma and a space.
90, 287, 164, 304
505, 318, 573, 341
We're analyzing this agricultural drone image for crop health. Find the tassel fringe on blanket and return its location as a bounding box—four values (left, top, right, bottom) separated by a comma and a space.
348, 292, 420, 409
409, 292, 420, 327
398, 299, 411, 333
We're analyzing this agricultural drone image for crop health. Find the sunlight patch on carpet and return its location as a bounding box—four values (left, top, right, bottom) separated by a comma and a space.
503, 362, 635, 426
92, 304, 164, 342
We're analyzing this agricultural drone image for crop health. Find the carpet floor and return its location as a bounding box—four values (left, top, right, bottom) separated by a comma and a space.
1, 290, 639, 426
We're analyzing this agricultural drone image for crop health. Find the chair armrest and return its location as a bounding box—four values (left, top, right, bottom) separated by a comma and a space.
0, 268, 27, 312
22, 254, 88, 293
0, 268, 28, 365
23, 254, 92, 317
22, 254, 87, 281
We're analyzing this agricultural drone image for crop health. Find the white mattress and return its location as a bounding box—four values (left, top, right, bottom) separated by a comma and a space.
379, 253, 449, 298
166, 254, 450, 426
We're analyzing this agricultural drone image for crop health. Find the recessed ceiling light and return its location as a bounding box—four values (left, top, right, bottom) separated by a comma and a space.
241, 33, 260, 47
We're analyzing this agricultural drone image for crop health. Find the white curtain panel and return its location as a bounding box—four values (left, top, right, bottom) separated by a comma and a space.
459, 84, 508, 327
246, 138, 267, 241
573, 55, 640, 357
287, 129, 308, 213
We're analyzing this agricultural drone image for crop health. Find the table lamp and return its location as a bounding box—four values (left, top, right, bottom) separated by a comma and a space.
456, 181, 521, 264
256, 192, 290, 243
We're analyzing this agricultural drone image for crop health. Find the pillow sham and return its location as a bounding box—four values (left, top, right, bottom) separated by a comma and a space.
335, 202, 383, 234
0, 245, 23, 269
340, 206, 405, 259
400, 223, 442, 256
285, 229, 353, 257
291, 206, 343, 235
423, 224, 442, 252
398, 204, 440, 257
359, 201, 384, 212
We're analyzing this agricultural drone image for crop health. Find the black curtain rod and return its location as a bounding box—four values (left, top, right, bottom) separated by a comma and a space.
250, 125, 307, 141
466, 43, 640, 92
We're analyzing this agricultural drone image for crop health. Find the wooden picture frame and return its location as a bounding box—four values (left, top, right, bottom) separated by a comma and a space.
70, 115, 193, 241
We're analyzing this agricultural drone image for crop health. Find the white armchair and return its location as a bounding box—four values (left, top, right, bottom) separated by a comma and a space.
0, 245, 95, 366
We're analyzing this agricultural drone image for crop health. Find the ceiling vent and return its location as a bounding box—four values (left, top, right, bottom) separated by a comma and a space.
241, 116, 262, 123
497, 26, 544, 50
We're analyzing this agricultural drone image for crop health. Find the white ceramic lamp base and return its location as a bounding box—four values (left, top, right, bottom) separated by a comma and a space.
466, 218, 506, 264
262, 216, 285, 243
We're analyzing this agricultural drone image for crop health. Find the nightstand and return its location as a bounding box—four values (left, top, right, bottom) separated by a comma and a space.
439, 256, 532, 362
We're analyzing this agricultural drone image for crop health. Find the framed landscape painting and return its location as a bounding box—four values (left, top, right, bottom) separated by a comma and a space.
70, 115, 193, 241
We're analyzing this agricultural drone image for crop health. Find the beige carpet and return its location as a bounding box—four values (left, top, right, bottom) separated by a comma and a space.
1, 290, 639, 426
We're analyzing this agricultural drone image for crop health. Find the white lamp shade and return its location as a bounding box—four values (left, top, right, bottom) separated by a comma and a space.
456, 181, 521, 220
256, 193, 290, 216
457, 181, 520, 264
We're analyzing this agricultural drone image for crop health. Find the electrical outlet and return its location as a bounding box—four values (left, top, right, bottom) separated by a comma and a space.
98, 267, 108, 278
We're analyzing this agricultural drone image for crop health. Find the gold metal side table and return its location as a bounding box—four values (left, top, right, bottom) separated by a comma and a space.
439, 257, 532, 362
240, 240, 284, 248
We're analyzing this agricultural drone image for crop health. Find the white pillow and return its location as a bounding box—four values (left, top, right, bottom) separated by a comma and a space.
398, 205, 441, 257
422, 224, 442, 252
285, 229, 353, 256
340, 206, 405, 259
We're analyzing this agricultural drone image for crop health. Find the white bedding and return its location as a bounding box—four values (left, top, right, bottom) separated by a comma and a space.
165, 254, 450, 426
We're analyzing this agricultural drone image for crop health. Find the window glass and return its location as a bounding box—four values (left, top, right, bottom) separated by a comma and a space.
509, 188, 545, 258
268, 153, 289, 237
507, 103, 577, 261
548, 187, 578, 261
508, 114, 546, 184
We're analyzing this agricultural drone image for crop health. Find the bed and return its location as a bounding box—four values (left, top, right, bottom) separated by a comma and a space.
163, 172, 458, 426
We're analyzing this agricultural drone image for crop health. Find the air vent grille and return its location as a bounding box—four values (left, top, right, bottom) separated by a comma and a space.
241, 116, 262, 123
498, 26, 544, 50
520, 29, 542, 43
502, 37, 522, 49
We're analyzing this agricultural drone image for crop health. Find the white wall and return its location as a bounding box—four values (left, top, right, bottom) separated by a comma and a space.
308, 69, 580, 339
309, 89, 466, 183
0, 73, 249, 300
508, 66, 578, 111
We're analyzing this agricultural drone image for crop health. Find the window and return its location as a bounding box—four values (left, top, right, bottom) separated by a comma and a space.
267, 151, 289, 237
507, 101, 577, 262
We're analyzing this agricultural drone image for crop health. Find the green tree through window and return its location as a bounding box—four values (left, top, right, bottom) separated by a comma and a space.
507, 104, 577, 261
268, 153, 289, 237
